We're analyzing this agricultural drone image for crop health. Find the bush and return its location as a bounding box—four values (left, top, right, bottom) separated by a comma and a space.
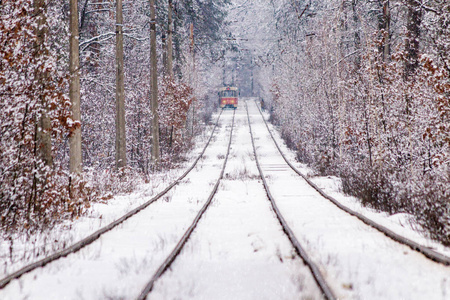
341, 165, 398, 214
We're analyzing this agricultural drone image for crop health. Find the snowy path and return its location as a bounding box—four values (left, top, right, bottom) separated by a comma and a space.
247, 98, 450, 299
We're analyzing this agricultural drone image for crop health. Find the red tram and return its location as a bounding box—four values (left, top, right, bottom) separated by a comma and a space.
218, 86, 238, 109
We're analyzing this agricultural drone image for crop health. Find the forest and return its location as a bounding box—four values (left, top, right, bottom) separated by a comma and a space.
0, 0, 231, 234
253, 0, 450, 245
1, 0, 449, 246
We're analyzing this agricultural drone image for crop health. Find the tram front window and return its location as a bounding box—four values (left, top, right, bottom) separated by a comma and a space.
223, 90, 236, 97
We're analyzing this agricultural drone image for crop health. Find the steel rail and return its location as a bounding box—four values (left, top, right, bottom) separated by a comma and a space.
245, 101, 337, 300
137, 109, 236, 300
0, 110, 225, 290
253, 99, 450, 266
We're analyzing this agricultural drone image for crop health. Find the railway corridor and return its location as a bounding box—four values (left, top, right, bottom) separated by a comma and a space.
0, 112, 234, 299
0, 99, 449, 299
246, 98, 450, 299
148, 103, 322, 299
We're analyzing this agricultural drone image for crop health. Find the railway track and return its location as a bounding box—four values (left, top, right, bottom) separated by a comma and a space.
0, 110, 227, 291
143, 101, 449, 299
244, 98, 450, 298
251, 99, 450, 266
137, 106, 332, 299
137, 109, 236, 299
2, 100, 448, 299
245, 101, 336, 300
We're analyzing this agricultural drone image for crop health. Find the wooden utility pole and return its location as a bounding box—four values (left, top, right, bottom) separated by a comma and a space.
69, 0, 82, 174
150, 0, 160, 164
167, 0, 174, 78
34, 0, 53, 168
115, 0, 127, 169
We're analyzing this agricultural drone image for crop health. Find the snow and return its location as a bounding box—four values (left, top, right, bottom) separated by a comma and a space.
261, 102, 450, 258
1, 99, 449, 299
149, 107, 321, 300
0, 124, 217, 278
248, 98, 450, 299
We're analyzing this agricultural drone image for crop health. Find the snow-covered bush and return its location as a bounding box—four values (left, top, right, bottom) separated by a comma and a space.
268, 0, 450, 245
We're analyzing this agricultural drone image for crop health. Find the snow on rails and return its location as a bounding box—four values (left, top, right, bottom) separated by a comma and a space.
0, 100, 449, 299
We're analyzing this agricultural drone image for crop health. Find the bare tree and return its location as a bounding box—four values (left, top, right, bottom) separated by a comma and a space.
69, 0, 82, 174
167, 0, 174, 78
378, 0, 391, 61
150, 0, 160, 164
33, 0, 53, 167
404, 0, 422, 79
115, 0, 127, 169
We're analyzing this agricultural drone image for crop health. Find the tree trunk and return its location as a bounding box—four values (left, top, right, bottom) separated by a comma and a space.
190, 23, 195, 137
34, 0, 53, 168
69, 0, 83, 174
167, 0, 174, 78
150, 0, 160, 164
166, 0, 175, 147
352, 0, 361, 68
404, 0, 422, 79
378, 0, 391, 61
162, 32, 167, 75
80, 0, 90, 32
115, 0, 127, 169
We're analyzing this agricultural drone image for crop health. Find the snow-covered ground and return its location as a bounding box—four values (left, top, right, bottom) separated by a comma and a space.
262, 104, 450, 259
1, 98, 449, 299
149, 104, 321, 300
0, 111, 233, 299
0, 123, 217, 279
247, 98, 450, 299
